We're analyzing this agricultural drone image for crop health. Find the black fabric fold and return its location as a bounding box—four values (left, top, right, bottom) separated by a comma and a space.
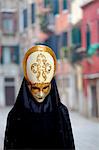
4, 77, 75, 150
15, 77, 60, 113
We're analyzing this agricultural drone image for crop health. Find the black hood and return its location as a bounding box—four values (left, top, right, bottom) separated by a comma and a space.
4, 78, 75, 150
14, 77, 61, 113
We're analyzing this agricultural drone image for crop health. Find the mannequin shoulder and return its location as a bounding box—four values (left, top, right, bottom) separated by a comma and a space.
6, 107, 16, 122
58, 103, 70, 117
59, 103, 69, 112
6, 106, 22, 123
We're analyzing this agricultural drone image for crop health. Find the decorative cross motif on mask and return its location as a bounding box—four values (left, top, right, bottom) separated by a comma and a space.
31, 53, 51, 81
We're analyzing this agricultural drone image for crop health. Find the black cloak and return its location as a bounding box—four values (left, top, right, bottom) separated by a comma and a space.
4, 77, 75, 150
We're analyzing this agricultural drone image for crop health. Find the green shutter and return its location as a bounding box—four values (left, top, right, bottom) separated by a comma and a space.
86, 24, 91, 50
63, 0, 67, 10
44, 0, 50, 7
53, 0, 59, 15
86, 32, 91, 50
72, 27, 81, 45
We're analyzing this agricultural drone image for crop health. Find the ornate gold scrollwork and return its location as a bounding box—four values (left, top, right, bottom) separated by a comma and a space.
31, 53, 51, 81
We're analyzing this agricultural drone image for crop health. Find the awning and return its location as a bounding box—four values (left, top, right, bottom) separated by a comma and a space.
88, 43, 99, 56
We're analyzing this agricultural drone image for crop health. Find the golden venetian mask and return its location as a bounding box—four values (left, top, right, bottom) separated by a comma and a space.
23, 45, 56, 102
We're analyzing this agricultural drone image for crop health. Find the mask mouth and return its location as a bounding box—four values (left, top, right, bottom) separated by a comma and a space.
38, 97, 43, 99
35, 96, 44, 100
34, 96, 45, 103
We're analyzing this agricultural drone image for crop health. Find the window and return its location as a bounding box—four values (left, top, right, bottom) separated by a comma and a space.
52, 0, 59, 15
1, 46, 19, 64
11, 46, 19, 64
23, 9, 28, 28
19, 10, 24, 32
44, 0, 59, 15
63, 0, 68, 10
72, 27, 81, 45
97, 20, 99, 43
3, 18, 13, 33
86, 24, 91, 51
44, 0, 51, 7
62, 32, 67, 46
31, 3, 35, 24
0, 47, 2, 64
5, 78, 14, 82
2, 12, 16, 35
3, 47, 11, 64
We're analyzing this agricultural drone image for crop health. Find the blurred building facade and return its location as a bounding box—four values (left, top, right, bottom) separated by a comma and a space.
81, 0, 99, 117
0, 0, 20, 106
53, 0, 77, 110
0, 0, 99, 119
18, 0, 69, 59
18, 0, 77, 110
19, 0, 38, 76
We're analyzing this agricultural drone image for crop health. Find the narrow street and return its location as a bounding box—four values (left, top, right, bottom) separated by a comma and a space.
0, 107, 99, 150
0, 107, 11, 150
70, 111, 99, 150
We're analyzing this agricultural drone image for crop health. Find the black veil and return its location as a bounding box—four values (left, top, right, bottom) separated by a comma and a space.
14, 77, 61, 113
4, 77, 75, 149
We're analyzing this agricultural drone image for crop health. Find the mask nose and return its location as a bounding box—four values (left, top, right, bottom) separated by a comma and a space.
39, 91, 43, 97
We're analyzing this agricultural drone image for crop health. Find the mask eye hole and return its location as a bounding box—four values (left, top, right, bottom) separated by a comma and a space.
43, 86, 49, 90
31, 86, 39, 90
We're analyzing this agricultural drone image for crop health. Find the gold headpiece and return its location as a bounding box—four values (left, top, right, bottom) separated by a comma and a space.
23, 45, 56, 84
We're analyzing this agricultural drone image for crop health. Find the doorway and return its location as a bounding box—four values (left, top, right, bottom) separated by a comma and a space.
5, 86, 15, 106
91, 85, 98, 117
5, 77, 15, 106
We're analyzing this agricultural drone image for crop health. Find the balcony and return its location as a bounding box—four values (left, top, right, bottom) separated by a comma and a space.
38, 13, 55, 33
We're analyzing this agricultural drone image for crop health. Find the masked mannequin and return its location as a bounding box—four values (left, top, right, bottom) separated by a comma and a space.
4, 45, 75, 149
23, 45, 56, 103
